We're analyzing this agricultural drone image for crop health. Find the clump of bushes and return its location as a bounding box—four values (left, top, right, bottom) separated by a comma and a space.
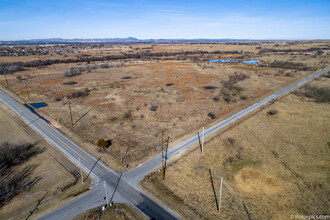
63, 62, 125, 77
240, 95, 248, 100
54, 96, 62, 102
97, 139, 111, 149
293, 84, 330, 103
207, 112, 216, 119
227, 137, 236, 145
123, 111, 132, 119
270, 61, 309, 71
322, 71, 330, 78
63, 81, 78, 85
214, 73, 250, 103
63, 67, 82, 77
267, 109, 278, 116
149, 102, 158, 111
67, 88, 89, 99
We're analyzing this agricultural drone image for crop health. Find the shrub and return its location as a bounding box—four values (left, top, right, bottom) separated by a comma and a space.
149, 102, 158, 111
224, 96, 231, 103
285, 72, 294, 77
267, 109, 278, 116
123, 111, 132, 119
107, 116, 118, 121
86, 64, 97, 70
227, 137, 236, 145
322, 71, 330, 78
207, 112, 216, 119
54, 96, 62, 102
63, 67, 81, 77
98, 63, 110, 68
97, 139, 111, 149
240, 95, 248, 100
213, 96, 220, 101
63, 81, 78, 85
67, 88, 89, 99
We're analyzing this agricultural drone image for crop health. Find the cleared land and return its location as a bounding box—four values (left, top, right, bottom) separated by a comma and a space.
0, 101, 91, 220
0, 41, 329, 172
141, 76, 330, 219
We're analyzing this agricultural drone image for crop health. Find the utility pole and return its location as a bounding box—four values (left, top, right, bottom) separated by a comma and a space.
79, 158, 83, 183
24, 80, 30, 100
201, 127, 205, 154
161, 130, 165, 180
4, 73, 8, 86
68, 98, 73, 126
104, 181, 109, 206
219, 177, 223, 214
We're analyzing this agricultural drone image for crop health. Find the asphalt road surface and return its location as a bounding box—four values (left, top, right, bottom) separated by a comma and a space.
0, 67, 328, 220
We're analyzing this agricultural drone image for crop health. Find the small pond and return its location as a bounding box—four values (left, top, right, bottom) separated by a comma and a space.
29, 102, 48, 109
207, 59, 260, 64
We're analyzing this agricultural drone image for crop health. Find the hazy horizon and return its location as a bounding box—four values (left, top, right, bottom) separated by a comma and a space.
0, 0, 329, 41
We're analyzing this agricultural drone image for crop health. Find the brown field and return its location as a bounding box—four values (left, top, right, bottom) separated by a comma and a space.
141, 77, 330, 219
0, 101, 92, 220
0, 41, 329, 172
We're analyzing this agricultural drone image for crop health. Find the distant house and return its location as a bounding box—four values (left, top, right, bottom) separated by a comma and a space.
256, 64, 268, 67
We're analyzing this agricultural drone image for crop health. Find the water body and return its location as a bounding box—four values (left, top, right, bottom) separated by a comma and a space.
29, 102, 47, 108
207, 59, 260, 64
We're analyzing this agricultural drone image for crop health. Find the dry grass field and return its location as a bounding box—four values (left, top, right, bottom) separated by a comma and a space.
0, 101, 91, 220
141, 76, 330, 219
0, 41, 329, 172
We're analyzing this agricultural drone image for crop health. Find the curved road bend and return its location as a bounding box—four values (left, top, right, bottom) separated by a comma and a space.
0, 67, 328, 219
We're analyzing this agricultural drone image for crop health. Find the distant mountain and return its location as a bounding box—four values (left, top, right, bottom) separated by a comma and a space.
0, 37, 262, 45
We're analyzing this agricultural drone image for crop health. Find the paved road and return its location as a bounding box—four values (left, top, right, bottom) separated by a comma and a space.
123, 67, 329, 186
0, 89, 179, 220
0, 67, 328, 219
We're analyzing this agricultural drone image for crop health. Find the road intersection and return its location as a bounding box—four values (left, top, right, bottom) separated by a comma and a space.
0, 67, 328, 219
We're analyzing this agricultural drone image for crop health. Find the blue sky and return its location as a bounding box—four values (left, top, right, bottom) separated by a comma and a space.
0, 0, 329, 40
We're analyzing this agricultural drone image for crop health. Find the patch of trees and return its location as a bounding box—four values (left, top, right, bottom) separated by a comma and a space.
214, 73, 250, 103
258, 47, 328, 54
63, 67, 82, 77
0, 142, 45, 207
0, 65, 24, 75
293, 84, 330, 103
67, 88, 90, 99
269, 61, 312, 71
63, 62, 125, 77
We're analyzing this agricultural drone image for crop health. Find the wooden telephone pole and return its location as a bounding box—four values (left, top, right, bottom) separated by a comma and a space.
4, 73, 8, 86
161, 130, 165, 180
68, 98, 73, 126
24, 80, 30, 100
